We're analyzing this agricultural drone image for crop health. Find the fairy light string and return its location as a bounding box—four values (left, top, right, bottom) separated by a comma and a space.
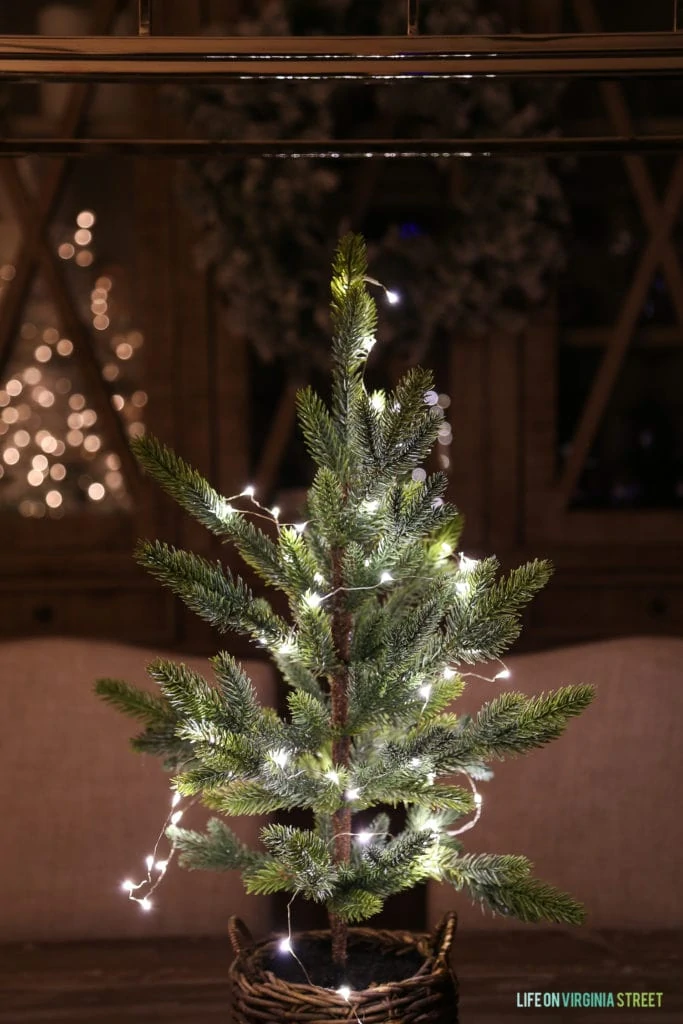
118, 293, 508, 1011
120, 789, 195, 911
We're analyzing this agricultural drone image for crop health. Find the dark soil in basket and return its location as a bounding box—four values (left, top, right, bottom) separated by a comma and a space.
260, 934, 426, 990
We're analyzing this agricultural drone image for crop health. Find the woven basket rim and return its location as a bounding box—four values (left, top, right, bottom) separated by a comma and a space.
230, 923, 450, 999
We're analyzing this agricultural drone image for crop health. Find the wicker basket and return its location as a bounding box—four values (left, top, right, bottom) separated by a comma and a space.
228, 912, 458, 1024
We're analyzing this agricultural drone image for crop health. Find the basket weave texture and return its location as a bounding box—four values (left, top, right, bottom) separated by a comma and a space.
228, 912, 458, 1024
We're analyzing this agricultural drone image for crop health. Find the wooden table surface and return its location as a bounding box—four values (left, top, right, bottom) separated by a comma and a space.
1, 930, 680, 1023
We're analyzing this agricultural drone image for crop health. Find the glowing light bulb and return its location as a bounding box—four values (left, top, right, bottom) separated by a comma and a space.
456, 581, 470, 596
474, 792, 483, 806
271, 506, 281, 519
345, 787, 361, 801
440, 542, 453, 556
171, 791, 181, 807
216, 499, 234, 518
495, 668, 511, 680
293, 522, 308, 533
140, 898, 152, 912
357, 831, 372, 845
425, 818, 439, 833
155, 860, 168, 873
459, 554, 478, 573
278, 639, 296, 655
271, 749, 289, 768
410, 757, 421, 767
313, 572, 325, 585
145, 855, 154, 871
121, 879, 135, 893
241, 485, 255, 498
418, 684, 432, 700
370, 392, 385, 412
279, 938, 293, 954
360, 335, 376, 354
362, 499, 379, 513
443, 667, 456, 680
385, 290, 400, 305
337, 985, 352, 1001
325, 770, 340, 784
426, 772, 436, 786
304, 592, 322, 609
170, 810, 183, 825
379, 571, 393, 584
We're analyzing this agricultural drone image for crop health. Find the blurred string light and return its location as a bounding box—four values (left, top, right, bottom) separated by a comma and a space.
120, 789, 191, 912
0, 210, 146, 517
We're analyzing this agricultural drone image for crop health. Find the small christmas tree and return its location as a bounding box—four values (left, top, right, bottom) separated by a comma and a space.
97, 235, 593, 971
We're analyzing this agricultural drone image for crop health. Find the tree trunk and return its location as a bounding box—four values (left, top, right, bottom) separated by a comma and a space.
328, 546, 352, 969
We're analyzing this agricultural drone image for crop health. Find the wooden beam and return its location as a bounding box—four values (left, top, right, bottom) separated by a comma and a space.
2, 33, 683, 81
574, 1, 683, 326
2, 137, 683, 158
557, 160, 683, 506
0, 0, 121, 379
0, 161, 140, 492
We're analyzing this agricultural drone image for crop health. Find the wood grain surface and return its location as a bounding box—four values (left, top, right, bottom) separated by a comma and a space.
1, 931, 680, 1023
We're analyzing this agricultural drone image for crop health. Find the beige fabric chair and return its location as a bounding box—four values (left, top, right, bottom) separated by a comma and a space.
428, 636, 683, 931
4, 635, 680, 942
1, 637, 276, 942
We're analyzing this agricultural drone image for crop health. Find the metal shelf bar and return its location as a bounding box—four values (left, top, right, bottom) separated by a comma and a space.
1, 136, 682, 157
1, 33, 683, 81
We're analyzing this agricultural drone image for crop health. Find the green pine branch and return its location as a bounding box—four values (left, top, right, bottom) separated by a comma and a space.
96, 234, 596, 953
168, 818, 260, 872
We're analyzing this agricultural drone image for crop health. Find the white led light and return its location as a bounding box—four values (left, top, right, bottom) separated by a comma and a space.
495, 668, 511, 680
385, 289, 400, 305
337, 985, 352, 1001
313, 572, 325, 585
370, 392, 385, 412
456, 581, 470, 596
171, 791, 181, 808
418, 684, 432, 700
357, 831, 372, 845
271, 506, 281, 519
410, 757, 421, 767
379, 571, 393, 584
215, 498, 234, 518
170, 810, 183, 825
360, 335, 376, 353
443, 667, 456, 679
459, 553, 478, 573
241, 485, 255, 498
140, 897, 152, 912
155, 860, 168, 873
440, 542, 453, 556
325, 770, 340, 784
271, 749, 289, 768
145, 854, 154, 871
279, 937, 293, 954
345, 787, 361, 801
474, 792, 483, 806
121, 879, 135, 893
362, 499, 379, 513
293, 521, 308, 533
304, 592, 323, 609
426, 772, 436, 786
278, 638, 296, 655
425, 818, 439, 833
